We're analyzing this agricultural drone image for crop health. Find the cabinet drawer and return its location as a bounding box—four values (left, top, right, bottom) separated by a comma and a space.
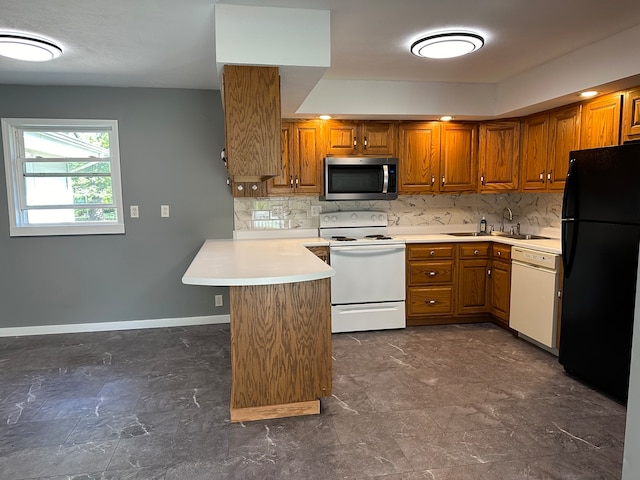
407, 286, 454, 316
408, 244, 454, 260
408, 261, 454, 285
458, 243, 490, 258
491, 243, 511, 261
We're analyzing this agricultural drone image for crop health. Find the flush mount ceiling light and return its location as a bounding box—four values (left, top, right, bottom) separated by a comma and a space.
411, 32, 484, 59
0, 34, 62, 62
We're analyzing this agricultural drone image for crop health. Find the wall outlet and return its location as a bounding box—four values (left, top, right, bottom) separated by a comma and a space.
215, 294, 223, 307
130, 205, 139, 218
310, 205, 321, 217
161, 205, 170, 218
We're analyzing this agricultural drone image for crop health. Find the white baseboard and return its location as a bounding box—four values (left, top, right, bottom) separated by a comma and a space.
0, 314, 231, 337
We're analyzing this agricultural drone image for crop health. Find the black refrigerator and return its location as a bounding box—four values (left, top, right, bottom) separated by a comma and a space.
560, 142, 640, 404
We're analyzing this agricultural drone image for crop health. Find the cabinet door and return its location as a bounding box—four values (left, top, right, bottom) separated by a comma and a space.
548, 104, 581, 192
223, 65, 281, 181
490, 259, 511, 326
267, 122, 295, 195
398, 122, 441, 194
457, 258, 489, 315
325, 121, 359, 156
478, 121, 520, 192
294, 120, 323, 194
520, 113, 549, 192
440, 123, 477, 193
622, 87, 640, 142
580, 92, 622, 148
361, 122, 397, 156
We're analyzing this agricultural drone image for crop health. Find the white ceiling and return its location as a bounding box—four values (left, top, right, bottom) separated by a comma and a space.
2, 0, 640, 119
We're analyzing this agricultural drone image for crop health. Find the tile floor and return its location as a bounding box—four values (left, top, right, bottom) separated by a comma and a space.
0, 323, 626, 479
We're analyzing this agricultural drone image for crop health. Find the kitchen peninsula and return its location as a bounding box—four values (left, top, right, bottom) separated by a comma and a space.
182, 238, 334, 422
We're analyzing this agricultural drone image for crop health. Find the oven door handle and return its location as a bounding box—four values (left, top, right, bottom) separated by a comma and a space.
330, 244, 406, 254
382, 164, 389, 194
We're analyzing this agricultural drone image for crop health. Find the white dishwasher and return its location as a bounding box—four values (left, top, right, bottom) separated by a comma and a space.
509, 246, 561, 349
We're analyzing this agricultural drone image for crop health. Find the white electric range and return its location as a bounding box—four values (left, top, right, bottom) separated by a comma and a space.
319, 211, 406, 333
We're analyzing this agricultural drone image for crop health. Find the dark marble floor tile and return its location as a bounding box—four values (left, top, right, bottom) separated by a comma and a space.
164, 456, 280, 480
39, 467, 168, 480
0, 439, 118, 480
66, 410, 182, 443
425, 403, 504, 432
30, 394, 140, 421
0, 418, 78, 453
176, 404, 230, 434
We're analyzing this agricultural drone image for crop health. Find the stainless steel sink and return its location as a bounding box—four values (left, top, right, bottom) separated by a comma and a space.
447, 231, 551, 240
447, 232, 488, 237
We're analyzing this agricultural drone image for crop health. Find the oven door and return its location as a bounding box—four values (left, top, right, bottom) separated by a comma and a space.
330, 243, 406, 305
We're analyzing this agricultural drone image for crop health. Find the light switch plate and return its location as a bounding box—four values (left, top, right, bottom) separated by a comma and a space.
161, 205, 170, 217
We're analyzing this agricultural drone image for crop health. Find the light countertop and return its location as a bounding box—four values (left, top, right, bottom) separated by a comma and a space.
183, 230, 561, 287
182, 237, 333, 287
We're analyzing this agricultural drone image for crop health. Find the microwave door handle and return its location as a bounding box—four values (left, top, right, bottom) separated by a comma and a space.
382, 165, 389, 193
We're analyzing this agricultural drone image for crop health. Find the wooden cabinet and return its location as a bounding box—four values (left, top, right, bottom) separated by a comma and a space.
398, 122, 441, 194
520, 105, 581, 192
325, 120, 397, 156
456, 243, 490, 315
406, 243, 455, 325
268, 120, 323, 196
478, 121, 520, 192
223, 65, 281, 190
398, 122, 476, 194
622, 87, 640, 142
306, 246, 330, 264
488, 243, 512, 327
580, 92, 622, 149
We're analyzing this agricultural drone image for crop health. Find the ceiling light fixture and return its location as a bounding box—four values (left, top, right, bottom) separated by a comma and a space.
411, 32, 484, 59
0, 34, 62, 62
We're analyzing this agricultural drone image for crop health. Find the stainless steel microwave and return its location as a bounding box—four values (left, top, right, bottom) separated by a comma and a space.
322, 157, 398, 201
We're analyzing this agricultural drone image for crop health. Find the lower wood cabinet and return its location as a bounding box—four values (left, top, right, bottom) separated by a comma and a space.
306, 246, 330, 264
488, 243, 512, 327
456, 243, 490, 316
406, 243, 455, 325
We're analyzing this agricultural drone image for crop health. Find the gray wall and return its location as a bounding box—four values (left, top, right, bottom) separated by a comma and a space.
0, 85, 233, 328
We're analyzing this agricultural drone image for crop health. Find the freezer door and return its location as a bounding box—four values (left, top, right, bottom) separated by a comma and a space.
559, 221, 640, 403
564, 143, 640, 224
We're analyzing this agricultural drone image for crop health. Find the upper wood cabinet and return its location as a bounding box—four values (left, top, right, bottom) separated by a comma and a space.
223, 65, 281, 184
520, 104, 581, 192
325, 120, 397, 156
580, 92, 622, 149
268, 120, 323, 196
398, 122, 441, 194
622, 87, 640, 142
478, 121, 520, 192
398, 122, 476, 194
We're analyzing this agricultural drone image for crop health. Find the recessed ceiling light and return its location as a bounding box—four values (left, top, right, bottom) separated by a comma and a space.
580, 90, 599, 98
0, 34, 62, 62
319, 115, 332, 120
411, 32, 484, 59
440, 115, 454, 122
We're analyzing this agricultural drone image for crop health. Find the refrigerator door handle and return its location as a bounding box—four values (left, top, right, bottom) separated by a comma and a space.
561, 219, 576, 275
562, 158, 577, 220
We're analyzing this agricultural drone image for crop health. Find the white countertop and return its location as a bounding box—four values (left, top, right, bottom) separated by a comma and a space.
182, 237, 333, 286
183, 229, 561, 287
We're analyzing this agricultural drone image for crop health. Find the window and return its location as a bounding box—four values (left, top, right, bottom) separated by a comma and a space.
2, 118, 124, 236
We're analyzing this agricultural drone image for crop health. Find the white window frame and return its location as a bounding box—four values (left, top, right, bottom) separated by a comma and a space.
2, 118, 125, 237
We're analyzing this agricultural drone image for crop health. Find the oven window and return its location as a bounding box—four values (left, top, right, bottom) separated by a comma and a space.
328, 165, 383, 193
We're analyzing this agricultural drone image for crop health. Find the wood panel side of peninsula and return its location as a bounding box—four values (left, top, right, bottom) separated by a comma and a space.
229, 277, 332, 422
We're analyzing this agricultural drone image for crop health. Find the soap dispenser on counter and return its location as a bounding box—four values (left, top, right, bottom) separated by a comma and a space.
480, 216, 487, 234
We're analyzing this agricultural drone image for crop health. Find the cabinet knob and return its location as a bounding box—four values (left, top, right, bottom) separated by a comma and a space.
353, 137, 357, 148
290, 176, 294, 188
497, 251, 502, 256
295, 176, 299, 188
474, 249, 479, 255
548, 170, 553, 183
430, 175, 435, 187
480, 173, 485, 186
237, 184, 244, 191
363, 136, 368, 149
251, 184, 258, 191
430, 250, 436, 256
428, 271, 437, 277
441, 175, 445, 187
426, 300, 438, 305
539, 171, 545, 183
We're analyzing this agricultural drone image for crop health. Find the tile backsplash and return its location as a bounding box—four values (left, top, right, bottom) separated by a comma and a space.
234, 193, 563, 235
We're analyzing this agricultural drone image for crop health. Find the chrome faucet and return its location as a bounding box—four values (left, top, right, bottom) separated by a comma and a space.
500, 207, 513, 232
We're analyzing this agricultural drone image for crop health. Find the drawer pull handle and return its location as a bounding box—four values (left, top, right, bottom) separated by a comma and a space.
430, 250, 436, 256
497, 251, 502, 256
474, 249, 479, 255
428, 271, 437, 276
426, 300, 438, 305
